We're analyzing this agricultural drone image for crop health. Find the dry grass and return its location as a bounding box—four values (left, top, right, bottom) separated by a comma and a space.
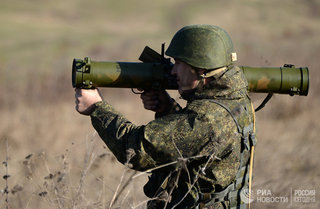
1, 0, 320, 208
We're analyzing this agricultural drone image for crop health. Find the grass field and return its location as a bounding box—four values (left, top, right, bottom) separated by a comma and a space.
0, 0, 319, 208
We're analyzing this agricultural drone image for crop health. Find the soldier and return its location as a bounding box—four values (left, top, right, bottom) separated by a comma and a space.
75, 25, 256, 209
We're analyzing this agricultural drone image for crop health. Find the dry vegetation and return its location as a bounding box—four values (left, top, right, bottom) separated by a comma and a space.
0, 0, 319, 208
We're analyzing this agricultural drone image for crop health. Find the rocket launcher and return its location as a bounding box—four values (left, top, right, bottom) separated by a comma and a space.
72, 46, 309, 97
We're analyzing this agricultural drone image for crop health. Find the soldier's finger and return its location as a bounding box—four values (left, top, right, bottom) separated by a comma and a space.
144, 105, 157, 111
75, 88, 83, 97
145, 100, 159, 106
141, 93, 158, 102
75, 97, 79, 104
142, 100, 158, 110
143, 90, 158, 97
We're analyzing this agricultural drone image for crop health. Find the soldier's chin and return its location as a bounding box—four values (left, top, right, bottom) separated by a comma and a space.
180, 85, 196, 93
178, 87, 192, 95
179, 88, 196, 99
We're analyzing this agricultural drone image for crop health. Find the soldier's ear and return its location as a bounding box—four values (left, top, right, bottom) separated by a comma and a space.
196, 69, 207, 85
202, 77, 210, 85
197, 69, 207, 80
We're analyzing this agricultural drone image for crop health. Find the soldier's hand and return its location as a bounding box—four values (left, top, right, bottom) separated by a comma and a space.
140, 90, 173, 113
75, 88, 103, 115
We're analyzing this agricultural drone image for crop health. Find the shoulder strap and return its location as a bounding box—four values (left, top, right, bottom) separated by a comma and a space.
208, 100, 242, 134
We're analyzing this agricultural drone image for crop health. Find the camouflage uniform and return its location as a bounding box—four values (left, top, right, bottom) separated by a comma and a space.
90, 65, 255, 209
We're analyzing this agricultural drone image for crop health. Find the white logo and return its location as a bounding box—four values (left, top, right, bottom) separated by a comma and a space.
240, 188, 254, 204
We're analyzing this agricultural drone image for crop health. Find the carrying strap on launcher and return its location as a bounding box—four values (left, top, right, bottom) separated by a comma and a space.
198, 100, 256, 209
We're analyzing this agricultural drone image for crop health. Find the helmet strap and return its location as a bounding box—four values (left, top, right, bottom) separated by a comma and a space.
195, 66, 228, 90
200, 67, 227, 78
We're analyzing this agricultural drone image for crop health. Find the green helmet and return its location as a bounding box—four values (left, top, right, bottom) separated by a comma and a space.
165, 25, 236, 69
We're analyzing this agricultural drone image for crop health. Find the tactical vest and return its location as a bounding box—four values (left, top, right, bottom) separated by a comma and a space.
197, 99, 256, 209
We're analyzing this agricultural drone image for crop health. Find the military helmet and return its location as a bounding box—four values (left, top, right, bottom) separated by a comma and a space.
165, 25, 237, 69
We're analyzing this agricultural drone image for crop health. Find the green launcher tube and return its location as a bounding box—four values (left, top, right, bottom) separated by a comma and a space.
72, 57, 309, 96
240, 65, 309, 96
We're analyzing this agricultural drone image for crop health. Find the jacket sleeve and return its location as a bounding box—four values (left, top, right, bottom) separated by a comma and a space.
90, 101, 240, 172
90, 101, 157, 171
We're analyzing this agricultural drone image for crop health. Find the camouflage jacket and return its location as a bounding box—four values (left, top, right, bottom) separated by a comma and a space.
90, 66, 254, 209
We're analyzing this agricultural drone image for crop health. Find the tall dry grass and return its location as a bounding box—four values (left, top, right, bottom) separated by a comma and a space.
1, 0, 320, 208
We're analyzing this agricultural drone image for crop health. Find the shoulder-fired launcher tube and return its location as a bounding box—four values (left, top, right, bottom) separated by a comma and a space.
240, 65, 309, 96
72, 57, 178, 90
72, 57, 309, 96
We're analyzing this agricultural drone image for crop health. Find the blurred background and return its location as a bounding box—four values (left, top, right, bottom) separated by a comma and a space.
0, 0, 319, 208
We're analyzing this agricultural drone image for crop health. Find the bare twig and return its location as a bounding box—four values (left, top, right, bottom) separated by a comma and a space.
109, 168, 126, 209
130, 197, 158, 209
39, 152, 64, 209
109, 151, 136, 209
131, 137, 221, 209
171, 138, 191, 184
4, 137, 9, 209
171, 152, 220, 209
132, 161, 178, 179
163, 168, 181, 209
132, 154, 208, 179
74, 136, 97, 209
112, 170, 137, 206
163, 138, 187, 209
120, 190, 130, 207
